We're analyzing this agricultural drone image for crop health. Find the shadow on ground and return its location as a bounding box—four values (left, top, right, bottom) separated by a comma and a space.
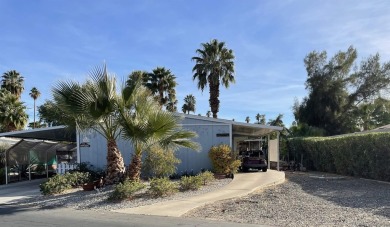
285, 172, 390, 218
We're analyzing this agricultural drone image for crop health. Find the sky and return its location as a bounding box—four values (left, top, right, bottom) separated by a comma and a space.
1, 0, 390, 127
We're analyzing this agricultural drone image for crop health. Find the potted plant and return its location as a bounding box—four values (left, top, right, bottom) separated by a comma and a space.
208, 144, 241, 179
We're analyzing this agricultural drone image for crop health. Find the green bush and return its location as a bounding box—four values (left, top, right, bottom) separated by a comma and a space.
287, 132, 390, 182
39, 171, 90, 195
209, 144, 241, 175
108, 180, 145, 201
197, 171, 215, 185
142, 146, 181, 178
179, 175, 202, 191
148, 177, 178, 197
0, 168, 5, 185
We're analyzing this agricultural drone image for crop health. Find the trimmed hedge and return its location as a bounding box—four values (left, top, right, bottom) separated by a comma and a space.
287, 132, 390, 182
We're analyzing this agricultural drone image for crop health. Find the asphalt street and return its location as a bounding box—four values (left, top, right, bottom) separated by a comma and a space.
0, 205, 263, 227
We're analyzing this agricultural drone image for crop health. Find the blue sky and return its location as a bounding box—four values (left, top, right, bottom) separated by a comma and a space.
1, 0, 390, 127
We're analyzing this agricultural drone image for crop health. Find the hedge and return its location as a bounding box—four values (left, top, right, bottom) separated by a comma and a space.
287, 132, 390, 182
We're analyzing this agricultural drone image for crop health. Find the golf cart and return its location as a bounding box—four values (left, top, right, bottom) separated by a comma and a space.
238, 139, 268, 172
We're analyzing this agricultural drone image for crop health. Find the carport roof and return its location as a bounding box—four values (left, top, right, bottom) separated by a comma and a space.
0, 126, 76, 142
177, 113, 283, 137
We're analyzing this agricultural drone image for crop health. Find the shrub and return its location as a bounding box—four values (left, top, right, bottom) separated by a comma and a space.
179, 175, 202, 191
197, 171, 215, 185
208, 144, 241, 175
142, 146, 181, 178
108, 180, 145, 201
0, 168, 5, 185
148, 177, 178, 197
287, 132, 390, 182
39, 171, 90, 195
71, 162, 105, 181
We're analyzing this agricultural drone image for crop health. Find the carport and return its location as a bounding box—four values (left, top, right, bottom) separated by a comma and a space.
0, 126, 77, 184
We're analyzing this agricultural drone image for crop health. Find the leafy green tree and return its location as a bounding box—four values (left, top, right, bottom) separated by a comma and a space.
355, 97, 390, 130
38, 100, 71, 127
192, 39, 235, 118
29, 87, 41, 129
1, 70, 24, 99
52, 65, 125, 184
294, 46, 390, 135
0, 89, 28, 132
182, 94, 196, 114
117, 77, 199, 181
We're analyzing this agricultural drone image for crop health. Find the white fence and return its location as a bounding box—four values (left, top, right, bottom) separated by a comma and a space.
56, 163, 77, 174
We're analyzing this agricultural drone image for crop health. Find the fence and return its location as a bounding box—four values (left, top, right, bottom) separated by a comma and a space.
56, 163, 77, 174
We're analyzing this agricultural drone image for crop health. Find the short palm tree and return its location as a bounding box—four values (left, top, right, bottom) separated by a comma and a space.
0, 90, 28, 132
118, 78, 199, 181
52, 65, 125, 184
192, 39, 235, 118
206, 111, 211, 117
255, 113, 266, 124
29, 87, 41, 129
182, 94, 196, 114
245, 116, 250, 123
1, 70, 24, 99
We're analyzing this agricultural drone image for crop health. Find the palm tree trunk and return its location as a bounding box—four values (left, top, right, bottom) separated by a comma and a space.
127, 153, 142, 181
105, 138, 125, 184
33, 99, 36, 129
209, 79, 220, 118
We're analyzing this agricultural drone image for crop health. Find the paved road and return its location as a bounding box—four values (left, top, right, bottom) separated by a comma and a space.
0, 179, 45, 204
0, 205, 263, 227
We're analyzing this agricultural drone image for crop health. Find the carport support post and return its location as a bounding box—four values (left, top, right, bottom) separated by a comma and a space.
28, 150, 31, 181
277, 131, 280, 171
267, 134, 270, 169
5, 149, 8, 185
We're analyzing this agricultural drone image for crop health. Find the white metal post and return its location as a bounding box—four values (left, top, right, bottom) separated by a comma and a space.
267, 134, 270, 169
76, 131, 81, 163
277, 131, 280, 171
5, 149, 8, 185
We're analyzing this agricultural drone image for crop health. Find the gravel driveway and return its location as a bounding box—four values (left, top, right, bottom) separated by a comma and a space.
184, 172, 390, 227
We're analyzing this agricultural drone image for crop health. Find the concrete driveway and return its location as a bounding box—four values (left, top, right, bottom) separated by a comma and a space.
0, 179, 45, 205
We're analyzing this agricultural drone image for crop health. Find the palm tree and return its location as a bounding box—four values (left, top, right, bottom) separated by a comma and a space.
206, 111, 211, 117
1, 70, 24, 99
0, 90, 28, 132
52, 65, 125, 184
192, 39, 235, 118
245, 116, 250, 123
268, 114, 284, 127
118, 77, 199, 181
29, 87, 41, 129
149, 67, 178, 111
182, 94, 196, 114
255, 113, 266, 124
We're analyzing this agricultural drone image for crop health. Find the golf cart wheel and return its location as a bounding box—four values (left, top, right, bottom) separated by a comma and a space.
262, 167, 268, 172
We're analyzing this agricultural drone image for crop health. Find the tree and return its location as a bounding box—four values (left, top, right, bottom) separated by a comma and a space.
268, 114, 284, 127
117, 77, 199, 181
245, 116, 250, 123
294, 46, 390, 135
29, 87, 41, 129
1, 70, 24, 99
206, 111, 211, 117
52, 65, 125, 184
182, 94, 196, 114
255, 113, 266, 124
38, 100, 67, 127
0, 89, 28, 132
192, 39, 235, 118
355, 97, 390, 130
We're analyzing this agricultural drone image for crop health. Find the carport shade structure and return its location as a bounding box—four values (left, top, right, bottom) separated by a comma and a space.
0, 126, 77, 184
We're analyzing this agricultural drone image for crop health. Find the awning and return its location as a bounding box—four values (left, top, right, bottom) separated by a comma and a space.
0, 126, 76, 142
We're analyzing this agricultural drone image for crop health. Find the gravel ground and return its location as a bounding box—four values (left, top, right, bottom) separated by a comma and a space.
16, 178, 232, 211
184, 172, 390, 227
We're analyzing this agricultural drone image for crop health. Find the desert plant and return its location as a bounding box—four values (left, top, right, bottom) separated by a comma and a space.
148, 177, 178, 197
208, 144, 241, 175
39, 171, 90, 195
179, 175, 202, 191
197, 171, 215, 185
108, 180, 145, 201
142, 146, 181, 178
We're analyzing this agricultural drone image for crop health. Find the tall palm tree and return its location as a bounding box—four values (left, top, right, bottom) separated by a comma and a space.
118, 78, 199, 181
182, 94, 196, 114
52, 65, 125, 184
1, 70, 24, 99
29, 87, 41, 129
0, 90, 28, 132
149, 67, 178, 111
268, 114, 284, 127
192, 39, 235, 118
